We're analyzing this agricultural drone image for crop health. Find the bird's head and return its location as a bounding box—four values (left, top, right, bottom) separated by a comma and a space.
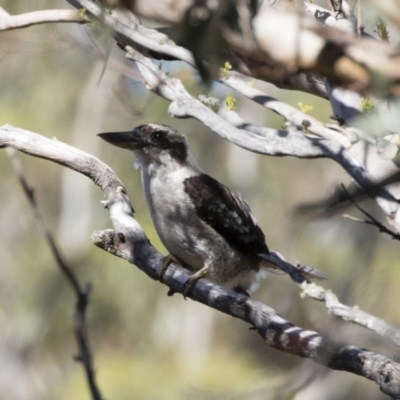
98, 123, 188, 165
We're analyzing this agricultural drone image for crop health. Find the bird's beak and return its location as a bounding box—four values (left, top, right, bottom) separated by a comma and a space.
97, 129, 147, 150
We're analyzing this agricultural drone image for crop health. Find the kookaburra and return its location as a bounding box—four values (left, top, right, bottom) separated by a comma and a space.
99, 124, 275, 295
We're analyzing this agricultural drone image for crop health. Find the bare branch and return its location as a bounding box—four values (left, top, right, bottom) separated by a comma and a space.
0, 8, 8, 17
125, 47, 400, 227
304, 0, 400, 224
126, 46, 330, 157
221, 72, 353, 147
0, 9, 89, 31
68, 0, 400, 95
1, 124, 400, 397
63, 1, 400, 98
341, 185, 400, 240
304, 1, 365, 125
66, 0, 195, 64
6, 147, 103, 400
301, 281, 400, 348
66, 0, 330, 97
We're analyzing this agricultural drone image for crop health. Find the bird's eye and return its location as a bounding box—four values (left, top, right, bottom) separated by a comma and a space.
153, 131, 165, 142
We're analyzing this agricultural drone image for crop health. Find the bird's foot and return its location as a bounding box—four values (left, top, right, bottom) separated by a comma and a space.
167, 288, 176, 297
233, 286, 250, 305
158, 254, 180, 282
233, 286, 250, 297
183, 266, 209, 299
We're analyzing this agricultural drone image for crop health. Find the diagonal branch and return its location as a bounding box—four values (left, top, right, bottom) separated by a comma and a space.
341, 184, 400, 240
126, 46, 335, 159
1, 124, 400, 397
6, 147, 103, 400
300, 281, 400, 348
220, 71, 354, 147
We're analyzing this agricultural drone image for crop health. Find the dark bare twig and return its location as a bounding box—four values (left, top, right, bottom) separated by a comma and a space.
6, 148, 103, 400
341, 184, 400, 241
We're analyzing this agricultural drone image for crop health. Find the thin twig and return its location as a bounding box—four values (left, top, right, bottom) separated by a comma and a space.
341, 184, 400, 240
6, 148, 103, 400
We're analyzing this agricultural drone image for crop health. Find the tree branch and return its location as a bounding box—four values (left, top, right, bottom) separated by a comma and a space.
301, 281, 400, 348
1, 124, 400, 397
304, 0, 400, 226
125, 47, 400, 227
62, 0, 400, 227
68, 0, 400, 95
126, 46, 334, 158
66, 0, 400, 226
341, 185, 400, 240
221, 72, 354, 147
0, 9, 89, 31
66, 0, 330, 98
11, 1, 395, 224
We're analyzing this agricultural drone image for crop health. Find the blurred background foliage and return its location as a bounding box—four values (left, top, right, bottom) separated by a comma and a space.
0, 0, 399, 399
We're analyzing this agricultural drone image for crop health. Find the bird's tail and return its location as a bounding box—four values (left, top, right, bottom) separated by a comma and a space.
258, 251, 327, 283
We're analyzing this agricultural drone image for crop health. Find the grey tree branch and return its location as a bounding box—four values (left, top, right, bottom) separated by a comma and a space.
5, 147, 103, 400
1, 124, 400, 397
305, 0, 400, 232
66, 0, 329, 98
301, 281, 400, 348
341, 185, 400, 241
127, 47, 328, 155
0, 8, 89, 31
66, 0, 196, 64
70, 0, 400, 94
221, 72, 354, 147
125, 47, 400, 227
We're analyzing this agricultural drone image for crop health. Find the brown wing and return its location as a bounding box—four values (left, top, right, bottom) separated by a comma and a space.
184, 174, 269, 256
